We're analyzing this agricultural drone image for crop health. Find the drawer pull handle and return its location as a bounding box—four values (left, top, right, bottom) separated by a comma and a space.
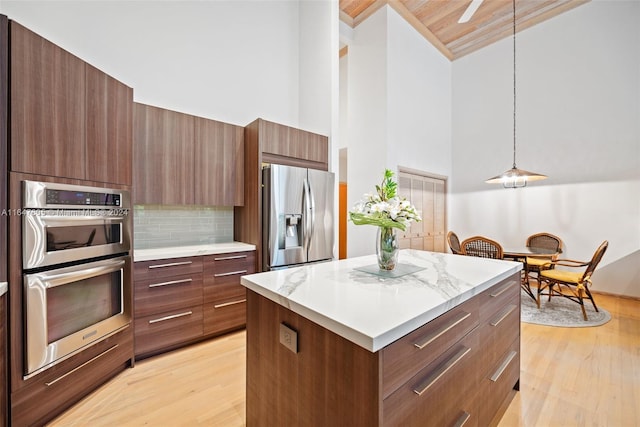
214, 269, 248, 278
490, 350, 518, 382
413, 346, 471, 396
148, 278, 193, 288
490, 304, 517, 327
454, 411, 471, 427
149, 311, 193, 324
490, 282, 516, 298
45, 344, 119, 386
214, 255, 248, 261
214, 298, 247, 309
148, 261, 193, 269
414, 311, 471, 350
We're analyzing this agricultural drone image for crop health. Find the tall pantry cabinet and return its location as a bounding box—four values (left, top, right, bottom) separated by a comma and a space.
5, 17, 134, 426
0, 16, 7, 427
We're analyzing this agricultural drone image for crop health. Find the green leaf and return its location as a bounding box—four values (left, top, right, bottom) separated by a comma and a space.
349, 212, 407, 231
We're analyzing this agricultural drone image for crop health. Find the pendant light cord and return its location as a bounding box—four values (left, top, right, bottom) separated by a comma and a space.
512, 0, 517, 169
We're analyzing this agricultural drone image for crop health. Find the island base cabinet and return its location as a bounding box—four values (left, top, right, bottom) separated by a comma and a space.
246, 290, 381, 427
382, 330, 481, 427
479, 339, 521, 427
245, 272, 521, 427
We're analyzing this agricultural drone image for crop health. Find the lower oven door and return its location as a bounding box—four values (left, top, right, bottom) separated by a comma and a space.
24, 255, 132, 378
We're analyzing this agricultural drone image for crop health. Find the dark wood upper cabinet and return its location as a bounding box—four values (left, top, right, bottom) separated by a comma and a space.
10, 21, 86, 179
194, 117, 244, 206
85, 64, 133, 185
133, 103, 195, 205
260, 120, 328, 168
9, 20, 133, 185
234, 118, 329, 271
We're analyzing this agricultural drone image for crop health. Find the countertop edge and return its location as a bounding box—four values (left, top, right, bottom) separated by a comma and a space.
242, 263, 522, 353
0, 281, 7, 297
134, 242, 256, 262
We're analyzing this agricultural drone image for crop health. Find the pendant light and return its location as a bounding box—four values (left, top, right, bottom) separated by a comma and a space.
486, 0, 547, 189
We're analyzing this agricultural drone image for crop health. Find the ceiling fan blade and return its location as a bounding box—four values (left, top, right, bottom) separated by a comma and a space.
458, 0, 484, 23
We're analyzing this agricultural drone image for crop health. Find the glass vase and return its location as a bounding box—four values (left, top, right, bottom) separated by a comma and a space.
376, 226, 399, 271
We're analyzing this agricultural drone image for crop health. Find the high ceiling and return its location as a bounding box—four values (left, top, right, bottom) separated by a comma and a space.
339, 0, 590, 60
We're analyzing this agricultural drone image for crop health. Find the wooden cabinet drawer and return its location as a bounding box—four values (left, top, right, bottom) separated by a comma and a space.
383, 328, 480, 427
479, 338, 520, 426
134, 273, 203, 318
11, 328, 133, 426
134, 256, 203, 281
204, 280, 246, 305
205, 251, 255, 276
382, 296, 479, 398
204, 251, 255, 303
479, 296, 520, 378
478, 273, 520, 322
134, 305, 203, 356
203, 297, 247, 336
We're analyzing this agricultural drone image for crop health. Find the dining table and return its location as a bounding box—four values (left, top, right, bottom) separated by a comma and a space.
502, 246, 561, 301
503, 246, 560, 259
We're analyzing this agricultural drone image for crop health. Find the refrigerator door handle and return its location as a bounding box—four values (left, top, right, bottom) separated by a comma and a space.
303, 178, 314, 254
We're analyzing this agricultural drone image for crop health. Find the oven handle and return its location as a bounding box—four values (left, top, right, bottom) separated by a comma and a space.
25, 214, 127, 227
26, 258, 127, 289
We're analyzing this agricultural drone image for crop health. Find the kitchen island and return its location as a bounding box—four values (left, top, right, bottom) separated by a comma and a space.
241, 249, 523, 426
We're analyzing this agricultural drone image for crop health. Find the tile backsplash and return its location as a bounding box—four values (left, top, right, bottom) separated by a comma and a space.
133, 205, 234, 249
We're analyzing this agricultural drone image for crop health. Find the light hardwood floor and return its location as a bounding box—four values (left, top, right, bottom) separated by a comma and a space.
48, 293, 640, 426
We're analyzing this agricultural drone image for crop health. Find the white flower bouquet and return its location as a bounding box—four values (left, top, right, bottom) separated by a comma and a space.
349, 169, 421, 231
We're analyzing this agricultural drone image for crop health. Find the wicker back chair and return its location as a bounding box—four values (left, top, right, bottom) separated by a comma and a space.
461, 236, 504, 259
524, 232, 564, 279
536, 240, 608, 321
526, 232, 563, 253
447, 231, 462, 255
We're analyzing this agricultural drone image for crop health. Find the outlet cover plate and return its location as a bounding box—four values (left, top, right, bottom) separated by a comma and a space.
279, 323, 298, 354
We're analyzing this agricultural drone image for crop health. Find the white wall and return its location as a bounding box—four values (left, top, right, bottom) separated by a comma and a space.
386, 8, 451, 177
343, 6, 452, 257
451, 0, 640, 297
0, 0, 311, 128
344, 7, 389, 257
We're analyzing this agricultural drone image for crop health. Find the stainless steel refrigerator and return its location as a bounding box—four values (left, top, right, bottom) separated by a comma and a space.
262, 164, 335, 271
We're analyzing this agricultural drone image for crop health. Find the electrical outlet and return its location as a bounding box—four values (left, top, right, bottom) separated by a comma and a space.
279, 323, 298, 354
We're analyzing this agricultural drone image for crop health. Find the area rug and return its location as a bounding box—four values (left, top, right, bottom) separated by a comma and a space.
520, 290, 611, 327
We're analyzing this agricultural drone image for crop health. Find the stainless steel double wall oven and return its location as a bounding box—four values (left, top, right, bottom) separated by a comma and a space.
21, 180, 132, 378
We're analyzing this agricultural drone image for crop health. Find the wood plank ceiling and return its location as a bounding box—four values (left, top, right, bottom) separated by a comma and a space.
339, 0, 590, 60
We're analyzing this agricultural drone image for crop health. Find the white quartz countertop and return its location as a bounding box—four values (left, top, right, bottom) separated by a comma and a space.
0, 281, 7, 297
134, 242, 256, 262
241, 249, 522, 353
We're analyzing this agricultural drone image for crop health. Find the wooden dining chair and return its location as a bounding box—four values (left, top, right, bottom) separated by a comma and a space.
536, 240, 608, 320
447, 231, 462, 255
461, 236, 503, 259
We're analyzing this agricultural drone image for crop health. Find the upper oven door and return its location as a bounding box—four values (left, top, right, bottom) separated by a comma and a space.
23, 213, 131, 269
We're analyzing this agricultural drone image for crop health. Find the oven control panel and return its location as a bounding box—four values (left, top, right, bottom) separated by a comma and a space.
46, 189, 121, 206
